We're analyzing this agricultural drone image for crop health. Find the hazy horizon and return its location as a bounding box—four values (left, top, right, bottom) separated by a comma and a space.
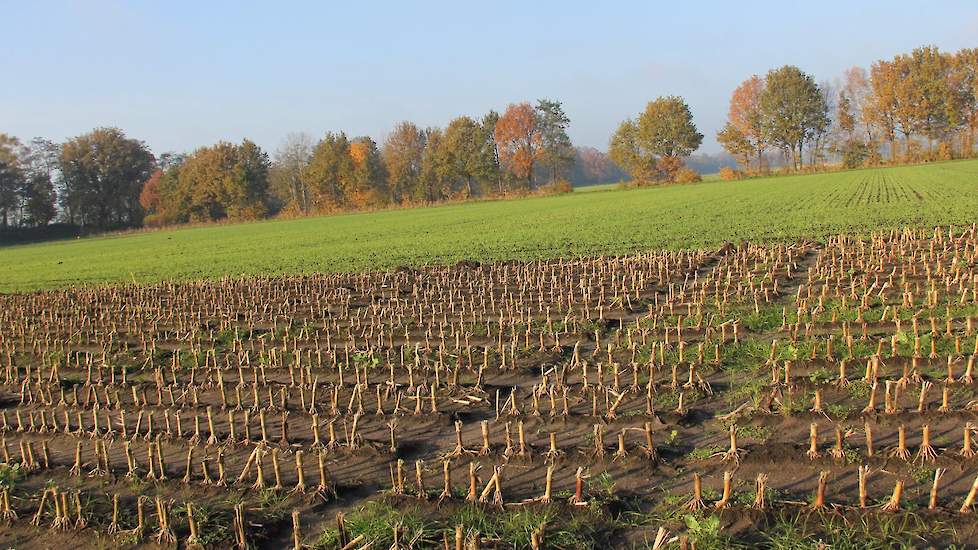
2, 1, 976, 156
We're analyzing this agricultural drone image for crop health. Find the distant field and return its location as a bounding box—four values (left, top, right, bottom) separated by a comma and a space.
573, 182, 621, 192
2, 160, 977, 292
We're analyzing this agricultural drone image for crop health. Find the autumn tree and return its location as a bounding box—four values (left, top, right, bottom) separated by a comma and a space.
535, 99, 574, 183
892, 46, 951, 158
138, 170, 163, 218
610, 96, 702, 184
140, 154, 187, 226
759, 66, 829, 170
718, 76, 767, 172
149, 167, 184, 225
868, 59, 901, 161
382, 121, 427, 203
494, 102, 542, 189
347, 137, 388, 207
950, 48, 978, 156
163, 140, 269, 223
304, 134, 386, 210
58, 127, 155, 228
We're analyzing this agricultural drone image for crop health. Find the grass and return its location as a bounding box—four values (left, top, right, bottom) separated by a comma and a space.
757, 509, 958, 549
0, 464, 23, 489
3, 159, 978, 292
312, 499, 614, 550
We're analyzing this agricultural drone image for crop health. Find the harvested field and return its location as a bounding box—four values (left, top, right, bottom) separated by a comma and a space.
4, 225, 978, 548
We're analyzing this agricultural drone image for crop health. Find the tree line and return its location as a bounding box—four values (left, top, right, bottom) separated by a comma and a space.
717, 45, 978, 175
0, 100, 624, 232
2, 43, 975, 232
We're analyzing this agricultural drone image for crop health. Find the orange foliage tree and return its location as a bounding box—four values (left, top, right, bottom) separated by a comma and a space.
868, 59, 901, 161
349, 141, 369, 166
728, 75, 766, 171
718, 76, 767, 173
138, 170, 162, 213
346, 137, 388, 208
493, 103, 542, 188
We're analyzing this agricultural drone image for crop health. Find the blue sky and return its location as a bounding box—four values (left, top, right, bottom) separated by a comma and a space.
2, 1, 976, 155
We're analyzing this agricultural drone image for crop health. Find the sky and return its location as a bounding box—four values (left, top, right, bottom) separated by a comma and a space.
2, 1, 976, 156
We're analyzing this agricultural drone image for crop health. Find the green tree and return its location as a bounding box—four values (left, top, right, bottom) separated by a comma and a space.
304, 133, 387, 210
638, 96, 703, 180
716, 123, 753, 171
230, 140, 271, 218
609, 120, 652, 184
535, 99, 574, 183
610, 96, 702, 184
759, 65, 829, 169
382, 121, 426, 203
58, 127, 155, 228
304, 132, 355, 211
441, 116, 496, 198
419, 127, 448, 202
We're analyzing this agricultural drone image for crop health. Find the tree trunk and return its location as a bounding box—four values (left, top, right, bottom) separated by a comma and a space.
288, 178, 299, 211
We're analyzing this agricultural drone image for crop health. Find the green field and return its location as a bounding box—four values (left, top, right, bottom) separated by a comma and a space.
2, 160, 977, 293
